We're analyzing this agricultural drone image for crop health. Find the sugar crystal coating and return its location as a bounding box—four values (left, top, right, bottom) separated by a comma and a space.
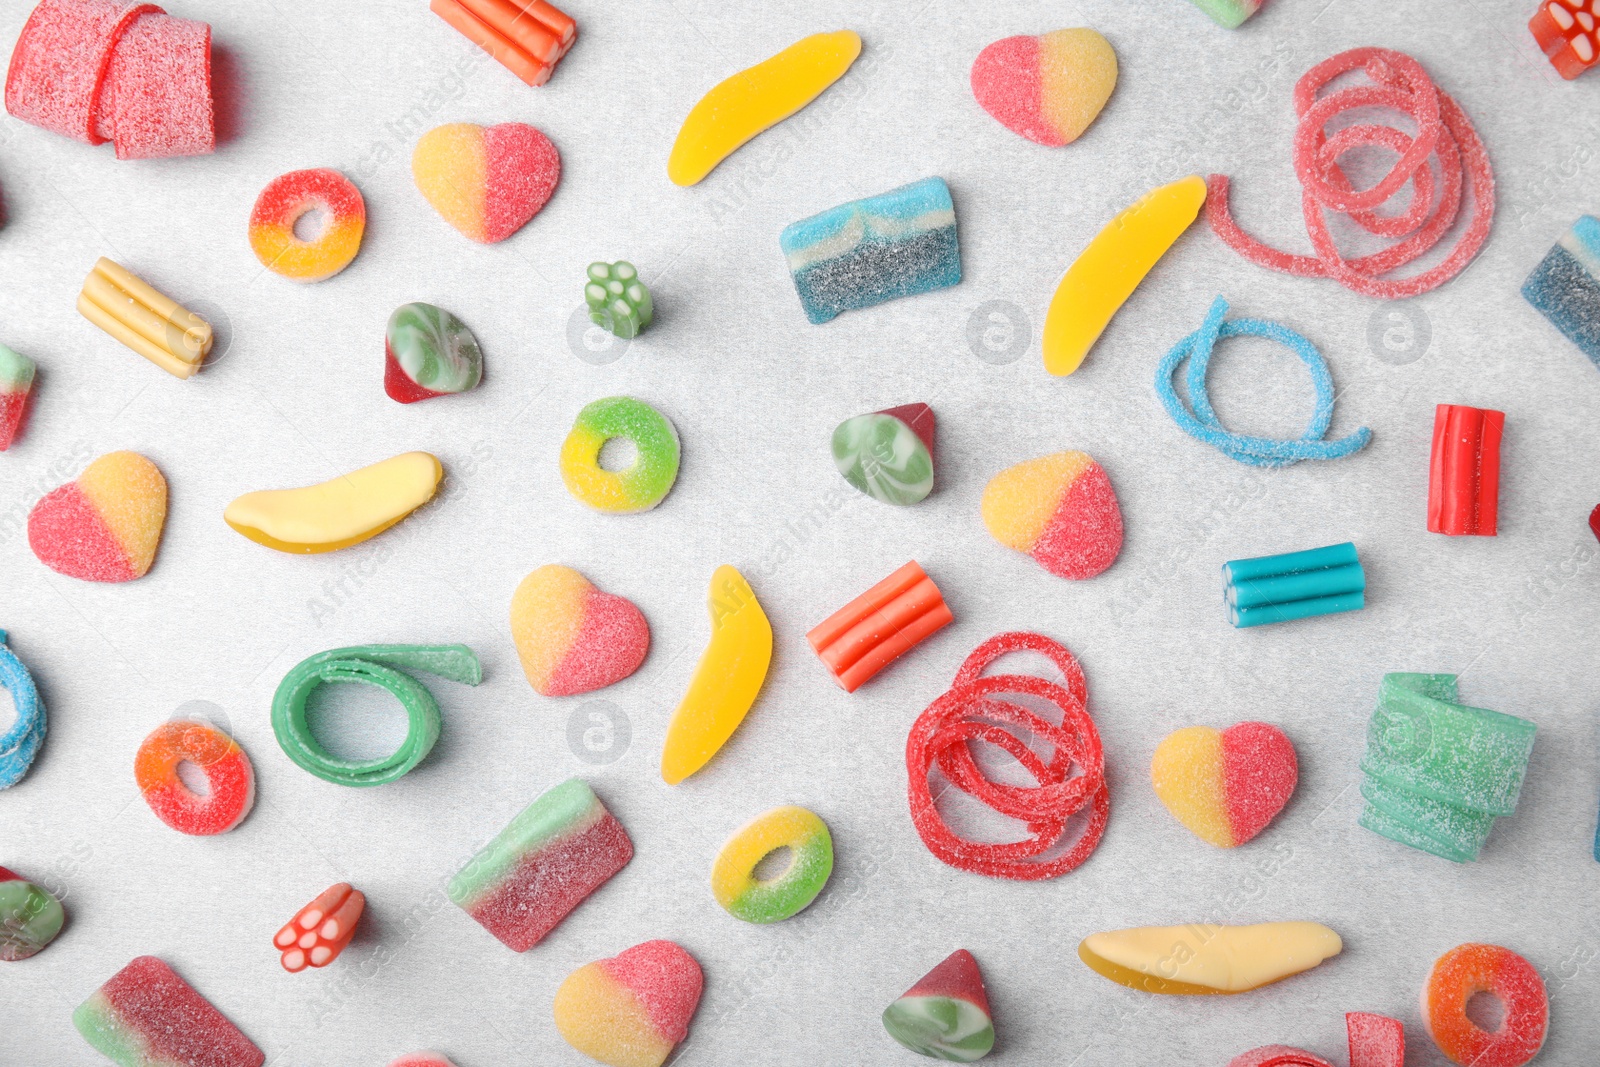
1422, 944, 1547, 1067
134, 720, 254, 835
1523, 216, 1600, 365
0, 342, 38, 451
510, 565, 650, 697
28, 451, 167, 582
981, 451, 1123, 580
73, 955, 263, 1067
560, 397, 680, 514
248, 169, 366, 282
553, 940, 703, 1067
1152, 722, 1297, 848
412, 122, 560, 243
970, 29, 1117, 147
710, 806, 833, 923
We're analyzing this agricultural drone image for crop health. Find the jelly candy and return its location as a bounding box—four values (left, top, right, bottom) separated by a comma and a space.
0, 343, 37, 450
1522, 216, 1600, 366
412, 122, 560, 244
78, 257, 212, 378
1423, 944, 1547, 1067
711, 806, 833, 923
28, 450, 167, 582
1189, 0, 1264, 27
585, 262, 653, 340
560, 397, 680, 515
274, 883, 364, 973
552, 940, 703, 1067
1222, 543, 1366, 627
1429, 405, 1503, 536
1078, 922, 1342, 994
1229, 1048, 1330, 1067
881, 950, 995, 1062
385, 302, 483, 403
248, 169, 366, 283
807, 561, 952, 692
780, 177, 961, 325
1346, 1012, 1405, 1067
74, 956, 264, 1067
430, 0, 575, 87
0, 632, 45, 789
510, 565, 650, 697
832, 404, 936, 506
661, 566, 772, 784
224, 451, 442, 554
0, 867, 64, 961
5, 1, 214, 159
1042, 175, 1205, 376
1530, 1, 1600, 78
1207, 48, 1494, 299
1157, 298, 1372, 467
272, 645, 481, 787
907, 632, 1108, 880
969, 29, 1117, 147
135, 719, 254, 835
448, 778, 633, 952
389, 1056, 457, 1067
668, 31, 861, 186
1151, 722, 1297, 847
1359, 673, 1536, 861
980, 451, 1123, 580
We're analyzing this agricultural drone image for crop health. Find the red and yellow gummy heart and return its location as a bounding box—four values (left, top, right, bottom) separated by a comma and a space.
27, 451, 167, 582
412, 122, 561, 244
1151, 722, 1297, 848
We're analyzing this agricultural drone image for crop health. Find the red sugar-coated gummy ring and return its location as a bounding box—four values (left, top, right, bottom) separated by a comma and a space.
1422, 943, 1548, 1067
906, 632, 1108, 881
1207, 47, 1494, 299
134, 720, 255, 836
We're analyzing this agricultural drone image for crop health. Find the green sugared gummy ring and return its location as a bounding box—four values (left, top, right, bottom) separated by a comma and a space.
559, 396, 681, 514
710, 806, 834, 924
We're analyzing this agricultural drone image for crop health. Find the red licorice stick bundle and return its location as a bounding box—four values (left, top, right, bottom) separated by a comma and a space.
1428, 404, 1504, 536
807, 561, 952, 692
905, 632, 1108, 881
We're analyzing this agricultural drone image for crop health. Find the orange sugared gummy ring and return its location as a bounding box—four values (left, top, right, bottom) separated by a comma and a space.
248, 168, 366, 282
1422, 943, 1548, 1067
134, 720, 255, 836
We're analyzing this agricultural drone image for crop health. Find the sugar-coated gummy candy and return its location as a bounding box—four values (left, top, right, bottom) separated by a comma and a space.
0, 631, 46, 789
1523, 216, 1600, 366
274, 883, 364, 973
668, 31, 861, 186
969, 29, 1117, 147
586, 262, 653, 340
0, 866, 64, 961
510, 565, 650, 697
248, 169, 366, 283
1222, 543, 1366, 627
1346, 1012, 1405, 1067
74, 956, 264, 1067
1078, 922, 1342, 995
5, 0, 158, 144
661, 566, 772, 785
135, 720, 254, 835
430, 0, 576, 87
1423, 944, 1548, 1067
78, 257, 213, 379
832, 404, 936, 506
907, 632, 1108, 880
981, 451, 1123, 580
0, 342, 37, 450
1151, 722, 1297, 848
1429, 405, 1503, 536
1228, 1047, 1332, 1067
385, 302, 483, 403
553, 940, 703, 1067
808, 561, 951, 692
224, 452, 443, 554
1207, 48, 1494, 299
412, 122, 560, 244
1042, 175, 1205, 376
1189, 0, 1265, 27
560, 397, 681, 515
710, 806, 833, 924
780, 178, 961, 325
388, 1056, 458, 1067
28, 450, 167, 583
881, 950, 995, 1062
1530, 0, 1600, 78
448, 778, 633, 952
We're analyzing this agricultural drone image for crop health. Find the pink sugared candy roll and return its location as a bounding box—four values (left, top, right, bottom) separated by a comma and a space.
27, 451, 167, 582
1228, 1047, 1331, 1067
274, 883, 364, 973
510, 565, 650, 697
1423, 944, 1548, 1067
134, 720, 255, 836
73, 955, 264, 1067
448, 778, 633, 951
388, 1056, 458, 1067
249, 169, 366, 282
1347, 1012, 1405, 1067
553, 940, 704, 1067
980, 450, 1124, 579
0, 343, 37, 451
412, 122, 561, 244
1151, 722, 1298, 848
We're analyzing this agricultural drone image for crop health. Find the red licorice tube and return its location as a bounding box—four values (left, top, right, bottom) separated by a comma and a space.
807, 561, 952, 692
1428, 404, 1504, 536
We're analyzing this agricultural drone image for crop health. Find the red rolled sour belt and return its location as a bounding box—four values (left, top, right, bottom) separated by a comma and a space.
1207, 47, 1495, 300
4, 0, 213, 159
906, 632, 1108, 881
1428, 404, 1504, 536
807, 561, 952, 693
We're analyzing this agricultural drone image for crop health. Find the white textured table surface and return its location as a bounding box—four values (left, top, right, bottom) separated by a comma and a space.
3, 0, 1599, 1064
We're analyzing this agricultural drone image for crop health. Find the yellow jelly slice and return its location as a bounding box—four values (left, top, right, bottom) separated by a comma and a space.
667, 31, 862, 187
660, 565, 772, 784
1079, 922, 1342, 994
224, 452, 442, 554
1042, 174, 1207, 376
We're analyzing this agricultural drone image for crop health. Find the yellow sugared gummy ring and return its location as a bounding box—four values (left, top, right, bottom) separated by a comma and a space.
559, 396, 681, 514
711, 806, 833, 924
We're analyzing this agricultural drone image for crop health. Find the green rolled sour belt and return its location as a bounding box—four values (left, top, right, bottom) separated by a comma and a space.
272, 644, 481, 786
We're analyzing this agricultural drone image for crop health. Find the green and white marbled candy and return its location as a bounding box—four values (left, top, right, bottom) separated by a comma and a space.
882, 996, 995, 1061
832, 411, 934, 505
386, 302, 483, 394
0, 872, 64, 961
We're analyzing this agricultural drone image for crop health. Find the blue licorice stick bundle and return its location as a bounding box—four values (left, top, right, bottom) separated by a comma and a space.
1221, 542, 1365, 628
